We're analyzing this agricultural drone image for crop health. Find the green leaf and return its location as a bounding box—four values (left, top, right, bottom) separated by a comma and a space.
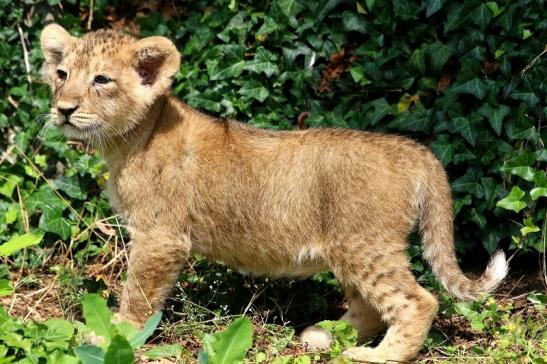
0, 279, 13, 297
53, 175, 87, 200
74, 345, 105, 364
477, 103, 510, 136
209, 317, 253, 364
129, 311, 162, 348
0, 232, 44, 256
430, 134, 454, 165
277, 0, 304, 17
39, 209, 72, 240
530, 187, 547, 201
44, 319, 74, 343
426, 0, 443, 17
468, 3, 492, 30
144, 344, 185, 360
238, 81, 270, 102
500, 166, 536, 182
452, 169, 484, 198
496, 186, 527, 213
82, 294, 113, 342
428, 42, 453, 73
509, 92, 540, 106
104, 335, 134, 364
520, 218, 539, 236
452, 78, 488, 99
257, 17, 281, 36
209, 60, 245, 80
451, 117, 477, 146
0, 174, 23, 198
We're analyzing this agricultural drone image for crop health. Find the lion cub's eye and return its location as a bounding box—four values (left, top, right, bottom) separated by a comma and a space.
94, 75, 111, 85
57, 69, 67, 80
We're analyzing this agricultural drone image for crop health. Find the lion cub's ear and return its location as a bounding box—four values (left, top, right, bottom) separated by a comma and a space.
132, 36, 180, 96
40, 23, 75, 67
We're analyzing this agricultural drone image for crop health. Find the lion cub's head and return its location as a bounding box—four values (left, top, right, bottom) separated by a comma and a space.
40, 24, 180, 142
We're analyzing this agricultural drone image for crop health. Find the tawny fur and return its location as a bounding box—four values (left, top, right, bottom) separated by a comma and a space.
40, 24, 508, 363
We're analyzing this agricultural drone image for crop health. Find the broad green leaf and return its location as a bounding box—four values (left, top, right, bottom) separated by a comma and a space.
277, 0, 304, 17
24, 185, 66, 213
452, 78, 488, 99
451, 169, 484, 198
129, 311, 162, 348
496, 186, 527, 213
44, 319, 74, 343
39, 209, 72, 240
454, 194, 472, 216
53, 175, 87, 200
510, 92, 540, 106
82, 294, 112, 342
520, 218, 539, 236
530, 187, 547, 201
209, 60, 245, 80
0, 279, 13, 297
257, 17, 281, 36
210, 317, 253, 364
0, 232, 44, 256
238, 81, 270, 102
0, 175, 23, 198
428, 42, 452, 73
426, 0, 443, 17
486, 2, 503, 17
144, 344, 185, 360
477, 103, 510, 135
451, 117, 477, 146
74, 345, 105, 364
104, 335, 134, 364
500, 166, 536, 182
430, 134, 454, 165
468, 3, 492, 30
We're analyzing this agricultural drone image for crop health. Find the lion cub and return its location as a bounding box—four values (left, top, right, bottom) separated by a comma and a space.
41, 24, 508, 362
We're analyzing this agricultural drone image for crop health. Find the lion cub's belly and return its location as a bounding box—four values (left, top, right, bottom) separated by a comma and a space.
191, 239, 328, 278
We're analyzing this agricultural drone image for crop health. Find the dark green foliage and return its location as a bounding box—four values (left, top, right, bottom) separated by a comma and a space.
0, 0, 545, 282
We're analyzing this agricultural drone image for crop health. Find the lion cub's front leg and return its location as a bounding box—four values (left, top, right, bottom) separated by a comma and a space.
118, 230, 190, 327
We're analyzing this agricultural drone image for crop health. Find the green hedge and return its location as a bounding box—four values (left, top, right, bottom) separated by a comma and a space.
0, 0, 545, 262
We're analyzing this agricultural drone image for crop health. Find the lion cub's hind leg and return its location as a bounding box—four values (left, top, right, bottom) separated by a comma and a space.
341, 286, 386, 339
340, 255, 439, 363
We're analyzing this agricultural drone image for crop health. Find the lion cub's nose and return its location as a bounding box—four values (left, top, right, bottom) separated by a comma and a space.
58, 105, 78, 121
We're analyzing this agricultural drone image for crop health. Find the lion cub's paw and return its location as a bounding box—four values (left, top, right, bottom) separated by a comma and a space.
300, 326, 334, 351
342, 347, 389, 363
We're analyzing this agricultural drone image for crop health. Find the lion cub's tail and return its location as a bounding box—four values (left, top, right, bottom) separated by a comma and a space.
418, 165, 508, 301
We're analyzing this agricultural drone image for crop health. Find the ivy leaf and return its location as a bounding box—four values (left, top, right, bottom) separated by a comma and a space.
0, 232, 44, 256
53, 175, 86, 200
452, 78, 488, 99
451, 168, 484, 198
430, 134, 454, 165
530, 187, 547, 201
500, 165, 536, 182
39, 209, 72, 240
238, 81, 270, 102
451, 117, 477, 146
428, 42, 453, 73
509, 92, 540, 106
468, 3, 492, 30
477, 103, 510, 136
277, 0, 305, 17
243, 48, 279, 77
496, 186, 527, 213
426, 0, 443, 17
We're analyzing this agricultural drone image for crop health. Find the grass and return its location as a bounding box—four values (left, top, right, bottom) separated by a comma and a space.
2, 217, 546, 363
